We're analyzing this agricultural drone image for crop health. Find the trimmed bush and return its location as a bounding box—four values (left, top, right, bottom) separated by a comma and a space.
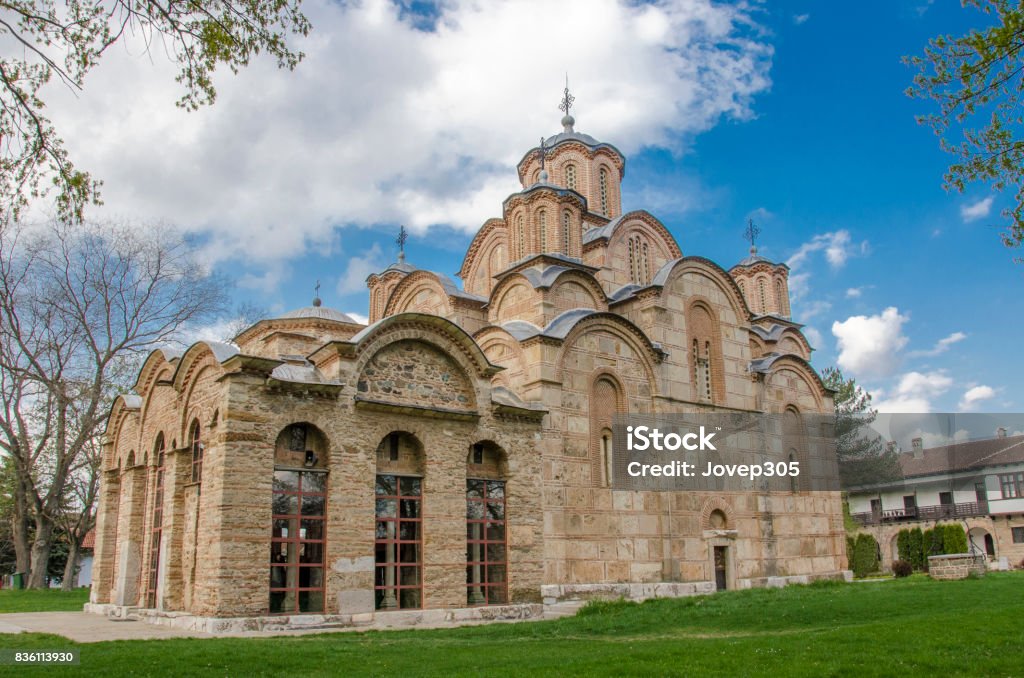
897, 530, 911, 564
852, 533, 880, 578
943, 524, 968, 553
892, 559, 913, 577
907, 528, 925, 571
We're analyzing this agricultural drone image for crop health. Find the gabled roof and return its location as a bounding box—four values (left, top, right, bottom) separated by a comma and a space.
896, 435, 1024, 479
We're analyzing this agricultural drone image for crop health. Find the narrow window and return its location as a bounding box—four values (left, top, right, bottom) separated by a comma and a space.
565, 163, 577, 190
601, 430, 614, 487
190, 421, 202, 485
516, 215, 525, 260
758, 278, 768, 314
641, 242, 650, 285
538, 210, 547, 253
738, 281, 745, 298
599, 167, 609, 216
693, 340, 711, 402
703, 341, 712, 400
146, 435, 165, 608
562, 211, 571, 256
375, 475, 423, 610
628, 238, 636, 284
775, 280, 784, 314
270, 469, 326, 613
467, 479, 507, 605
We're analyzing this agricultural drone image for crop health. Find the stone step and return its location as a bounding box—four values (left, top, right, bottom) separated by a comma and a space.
543, 599, 587, 620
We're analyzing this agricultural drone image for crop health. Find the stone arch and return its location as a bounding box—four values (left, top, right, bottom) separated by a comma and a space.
657, 257, 751, 323
358, 338, 476, 412
467, 439, 508, 480
701, 497, 733, 530
549, 278, 601, 316
375, 430, 425, 476
776, 327, 813, 358
553, 313, 662, 389
274, 422, 329, 470
491, 278, 535, 325
764, 357, 829, 413
384, 270, 453, 319
125, 450, 136, 468
589, 369, 625, 487
686, 297, 726, 404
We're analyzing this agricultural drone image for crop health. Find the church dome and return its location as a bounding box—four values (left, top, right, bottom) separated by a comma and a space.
276, 305, 356, 323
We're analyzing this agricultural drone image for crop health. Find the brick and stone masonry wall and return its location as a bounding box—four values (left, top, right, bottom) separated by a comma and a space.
928, 553, 986, 580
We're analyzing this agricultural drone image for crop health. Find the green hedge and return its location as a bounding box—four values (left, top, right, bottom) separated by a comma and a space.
852, 533, 880, 578
895, 523, 969, 571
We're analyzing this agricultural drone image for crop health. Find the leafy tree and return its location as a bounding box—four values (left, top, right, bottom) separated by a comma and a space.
821, 366, 902, 488
0, 1, 310, 222
907, 527, 925, 571
906, 0, 1024, 254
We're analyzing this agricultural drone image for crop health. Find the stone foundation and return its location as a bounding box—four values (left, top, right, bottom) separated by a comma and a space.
541, 571, 851, 604
84, 602, 543, 633
927, 554, 986, 580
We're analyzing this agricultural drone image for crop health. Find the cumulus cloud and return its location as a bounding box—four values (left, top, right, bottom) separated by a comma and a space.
873, 370, 953, 413
909, 331, 967, 358
959, 385, 997, 411
793, 13, 810, 24
845, 287, 863, 298
832, 307, 909, 379
336, 243, 385, 295
46, 0, 774, 266
788, 230, 866, 271
346, 312, 369, 326
960, 196, 994, 222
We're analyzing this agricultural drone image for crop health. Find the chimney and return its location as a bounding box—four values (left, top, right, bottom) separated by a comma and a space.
885, 440, 899, 454
911, 437, 923, 459
997, 427, 1007, 439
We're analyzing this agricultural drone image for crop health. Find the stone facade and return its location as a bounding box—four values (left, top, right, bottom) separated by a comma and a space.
91, 110, 847, 624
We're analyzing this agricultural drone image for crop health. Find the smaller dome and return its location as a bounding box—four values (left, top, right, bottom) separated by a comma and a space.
276, 306, 357, 323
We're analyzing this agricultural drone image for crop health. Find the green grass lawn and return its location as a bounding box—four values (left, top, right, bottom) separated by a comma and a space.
0, 587, 89, 613
1, 574, 1023, 676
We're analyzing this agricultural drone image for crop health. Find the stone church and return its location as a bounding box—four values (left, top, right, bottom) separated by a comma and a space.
89, 96, 847, 628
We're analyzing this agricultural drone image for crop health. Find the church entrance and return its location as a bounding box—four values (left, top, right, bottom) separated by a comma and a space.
714, 546, 728, 591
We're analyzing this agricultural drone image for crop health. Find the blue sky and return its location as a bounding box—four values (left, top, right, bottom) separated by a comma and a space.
50, 0, 1022, 413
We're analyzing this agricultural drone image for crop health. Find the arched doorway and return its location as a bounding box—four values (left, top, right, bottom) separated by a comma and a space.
968, 527, 996, 558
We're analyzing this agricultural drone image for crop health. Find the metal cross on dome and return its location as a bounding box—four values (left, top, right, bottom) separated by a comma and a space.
743, 219, 761, 248
396, 225, 408, 254
559, 75, 574, 117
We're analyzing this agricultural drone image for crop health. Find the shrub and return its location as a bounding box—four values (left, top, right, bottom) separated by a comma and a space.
852, 533, 880, 578
907, 528, 925, 571
892, 560, 913, 577
943, 524, 968, 554
897, 530, 911, 563
846, 535, 856, 565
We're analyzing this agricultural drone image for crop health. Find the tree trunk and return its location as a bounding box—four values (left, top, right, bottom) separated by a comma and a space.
61, 540, 80, 591
26, 517, 53, 589
11, 474, 30, 574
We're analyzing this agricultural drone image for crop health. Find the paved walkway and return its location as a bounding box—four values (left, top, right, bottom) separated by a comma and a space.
0, 612, 213, 642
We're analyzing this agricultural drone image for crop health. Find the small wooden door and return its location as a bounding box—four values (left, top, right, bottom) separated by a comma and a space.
714, 546, 728, 591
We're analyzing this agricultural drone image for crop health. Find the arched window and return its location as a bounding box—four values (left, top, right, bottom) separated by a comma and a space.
538, 210, 547, 253
374, 432, 424, 610
189, 421, 202, 485
562, 211, 571, 256
758, 278, 768, 314
270, 423, 328, 614
466, 441, 508, 606
590, 376, 624, 487
531, 168, 540, 184
516, 215, 525, 260
775, 280, 785, 315
599, 167, 609, 215
628, 236, 649, 285
693, 339, 711, 401
688, 302, 720, 403
738, 281, 746, 299
565, 163, 577, 191
146, 433, 165, 608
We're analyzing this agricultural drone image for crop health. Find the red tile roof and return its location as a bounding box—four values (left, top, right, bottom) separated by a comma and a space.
81, 529, 96, 550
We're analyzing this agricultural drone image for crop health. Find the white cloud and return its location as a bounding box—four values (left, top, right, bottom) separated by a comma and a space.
45, 0, 775, 265
909, 428, 970, 449
959, 385, 996, 411
787, 230, 865, 271
793, 14, 810, 25
346, 312, 369, 326
960, 196, 994, 222
832, 307, 909, 379
873, 370, 953, 413
337, 243, 385, 295
798, 300, 831, 321
845, 287, 863, 298
909, 331, 967, 358
803, 326, 823, 349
